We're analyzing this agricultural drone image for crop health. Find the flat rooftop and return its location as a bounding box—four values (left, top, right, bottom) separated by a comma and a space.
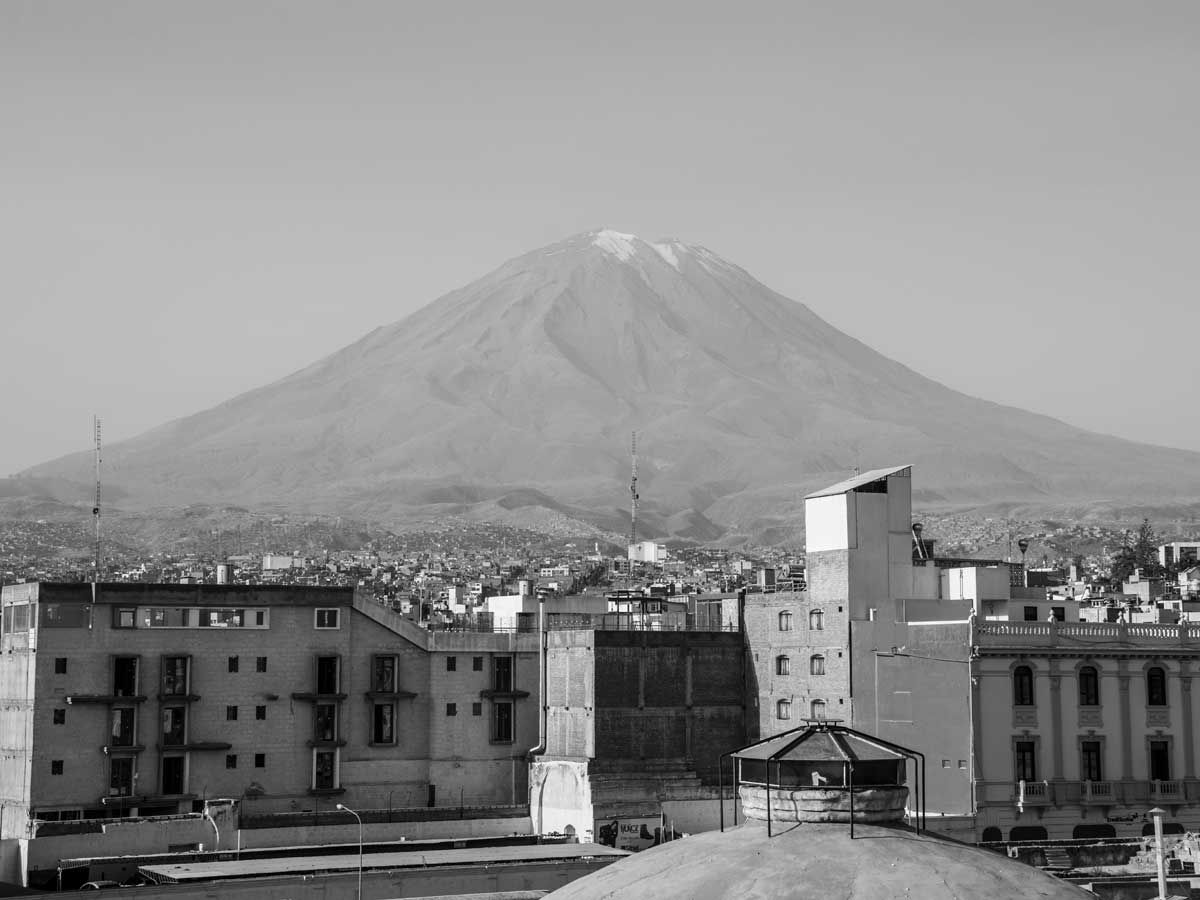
140, 843, 627, 884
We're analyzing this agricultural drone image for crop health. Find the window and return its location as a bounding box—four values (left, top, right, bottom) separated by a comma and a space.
113, 608, 137, 629
162, 656, 189, 696
53, 709, 65, 725
473, 656, 484, 672
113, 657, 138, 697
809, 610, 824, 631
372, 656, 396, 692
778, 611, 792, 631
1147, 667, 1167, 706
110, 708, 135, 746
255, 753, 265, 768
776, 699, 791, 720
255, 705, 266, 720
162, 707, 185, 745
109, 758, 134, 796
810, 655, 826, 676
225, 754, 237, 769
228, 656, 239, 673
776, 656, 790, 676
226, 705, 238, 721
314, 750, 337, 790
1024, 606, 1039, 622
256, 657, 267, 673
1079, 666, 1099, 706
1015, 740, 1037, 782
316, 656, 339, 694
254, 610, 266, 626
1051, 607, 1065, 622
1081, 741, 1103, 781
492, 701, 514, 742
314, 704, 337, 741
446, 703, 457, 716
372, 703, 395, 744
40, 603, 90, 628
54, 657, 68, 674
472, 702, 483, 716
811, 699, 827, 719
51, 760, 64, 775
494, 657, 514, 692
315, 608, 340, 629
1013, 666, 1034, 706
446, 656, 457, 672
161, 756, 184, 794
1150, 740, 1170, 781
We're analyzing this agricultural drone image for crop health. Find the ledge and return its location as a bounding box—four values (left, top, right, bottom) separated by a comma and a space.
102, 744, 146, 755
66, 694, 148, 705
365, 690, 418, 700
157, 693, 202, 703
157, 741, 233, 752
291, 692, 348, 702
480, 689, 531, 700
306, 787, 346, 797
307, 739, 348, 748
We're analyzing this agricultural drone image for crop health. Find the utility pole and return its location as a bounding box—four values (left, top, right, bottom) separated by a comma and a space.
92, 417, 102, 581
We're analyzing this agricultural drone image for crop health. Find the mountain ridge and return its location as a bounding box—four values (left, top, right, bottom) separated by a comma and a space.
17, 229, 1200, 543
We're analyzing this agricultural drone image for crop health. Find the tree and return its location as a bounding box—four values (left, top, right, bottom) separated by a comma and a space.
1110, 519, 1164, 584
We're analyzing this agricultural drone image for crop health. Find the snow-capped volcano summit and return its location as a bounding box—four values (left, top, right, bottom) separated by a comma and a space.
21, 230, 1200, 542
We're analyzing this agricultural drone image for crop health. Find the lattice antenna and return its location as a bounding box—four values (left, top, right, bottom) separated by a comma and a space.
629, 431, 639, 553
93, 416, 102, 581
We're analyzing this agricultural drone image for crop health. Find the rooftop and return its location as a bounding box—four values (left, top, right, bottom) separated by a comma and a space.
805, 465, 912, 500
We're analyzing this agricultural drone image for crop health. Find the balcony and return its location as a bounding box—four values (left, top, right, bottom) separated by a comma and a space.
65, 694, 148, 705
1151, 780, 1184, 802
1017, 779, 1051, 811
1081, 780, 1115, 805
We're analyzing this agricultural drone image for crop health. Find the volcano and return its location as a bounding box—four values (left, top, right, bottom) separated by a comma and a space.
18, 230, 1200, 543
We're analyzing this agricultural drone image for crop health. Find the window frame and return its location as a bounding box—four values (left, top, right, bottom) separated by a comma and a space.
492, 700, 514, 743
776, 655, 790, 676
314, 608, 341, 630
1013, 665, 1035, 707
809, 610, 824, 631
810, 654, 826, 676
371, 702, 396, 745
778, 611, 792, 631
1147, 666, 1168, 707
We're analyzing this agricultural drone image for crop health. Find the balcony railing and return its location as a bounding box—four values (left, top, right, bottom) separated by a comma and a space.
1017, 779, 1051, 810
1081, 780, 1114, 803
1151, 779, 1183, 801
977, 620, 1200, 649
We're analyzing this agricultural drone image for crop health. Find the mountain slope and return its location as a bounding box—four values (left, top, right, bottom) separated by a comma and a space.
19, 230, 1200, 542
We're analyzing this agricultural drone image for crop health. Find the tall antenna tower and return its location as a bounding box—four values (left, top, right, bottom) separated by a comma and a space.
92, 416, 102, 581
629, 431, 639, 552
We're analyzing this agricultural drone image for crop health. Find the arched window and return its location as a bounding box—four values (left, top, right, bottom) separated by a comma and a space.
981, 826, 1003, 843
810, 655, 825, 676
809, 610, 824, 631
1078, 666, 1099, 706
1013, 665, 1034, 706
1147, 667, 1167, 706
776, 699, 791, 720
778, 611, 792, 631
776, 655, 790, 676
810, 699, 826, 720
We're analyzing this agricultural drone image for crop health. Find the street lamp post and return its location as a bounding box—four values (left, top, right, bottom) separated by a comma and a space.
1149, 806, 1168, 900
336, 803, 363, 900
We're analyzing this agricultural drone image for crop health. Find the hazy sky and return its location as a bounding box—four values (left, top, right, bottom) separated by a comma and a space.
3, 1, 1198, 477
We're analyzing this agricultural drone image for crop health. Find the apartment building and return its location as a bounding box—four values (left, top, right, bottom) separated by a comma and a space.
0, 582, 537, 845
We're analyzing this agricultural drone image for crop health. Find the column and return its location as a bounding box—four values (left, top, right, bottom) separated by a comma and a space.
1118, 660, 1133, 801
1049, 659, 1064, 788
1180, 662, 1195, 797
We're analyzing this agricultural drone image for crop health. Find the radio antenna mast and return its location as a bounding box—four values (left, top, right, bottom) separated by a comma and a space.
629, 431, 639, 553
93, 416, 102, 582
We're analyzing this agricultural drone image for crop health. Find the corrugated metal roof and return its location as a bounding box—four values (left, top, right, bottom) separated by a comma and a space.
735, 728, 907, 762
804, 465, 911, 500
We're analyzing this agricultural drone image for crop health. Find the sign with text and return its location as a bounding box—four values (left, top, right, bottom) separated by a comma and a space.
594, 816, 666, 852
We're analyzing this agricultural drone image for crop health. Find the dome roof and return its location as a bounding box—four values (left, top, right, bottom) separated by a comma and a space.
547, 820, 1094, 900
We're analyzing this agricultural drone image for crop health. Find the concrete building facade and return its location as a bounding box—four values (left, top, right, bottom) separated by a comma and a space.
0, 582, 537, 879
